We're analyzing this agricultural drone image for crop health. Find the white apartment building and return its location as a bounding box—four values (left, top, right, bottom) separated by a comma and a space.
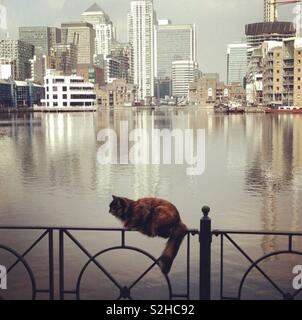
172, 60, 199, 98
128, 0, 155, 102
41, 72, 96, 108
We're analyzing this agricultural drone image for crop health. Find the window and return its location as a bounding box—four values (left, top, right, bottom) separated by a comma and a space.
277, 78, 280, 82
53, 94, 58, 100
53, 86, 58, 92
277, 70, 280, 74
298, 86, 301, 90
63, 94, 67, 99
63, 86, 67, 91
63, 102, 67, 107
54, 102, 58, 107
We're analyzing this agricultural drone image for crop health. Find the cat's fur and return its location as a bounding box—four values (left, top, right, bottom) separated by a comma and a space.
109, 196, 188, 274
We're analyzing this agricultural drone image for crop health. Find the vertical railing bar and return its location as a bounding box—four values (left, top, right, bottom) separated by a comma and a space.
121, 230, 125, 247
59, 229, 65, 300
48, 229, 54, 300
220, 234, 224, 300
289, 235, 293, 252
187, 233, 190, 300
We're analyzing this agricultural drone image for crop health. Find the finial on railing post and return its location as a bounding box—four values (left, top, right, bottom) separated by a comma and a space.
200, 205, 212, 300
202, 206, 210, 218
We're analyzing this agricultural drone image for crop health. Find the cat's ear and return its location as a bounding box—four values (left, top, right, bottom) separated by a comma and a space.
112, 195, 118, 201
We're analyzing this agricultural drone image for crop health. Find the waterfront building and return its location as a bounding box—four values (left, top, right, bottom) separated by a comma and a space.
0, 79, 44, 108
128, 0, 156, 102
61, 22, 95, 65
245, 22, 295, 61
188, 73, 219, 106
0, 40, 34, 80
171, 60, 199, 98
96, 79, 137, 107
245, 47, 264, 106
262, 37, 302, 107
155, 21, 196, 79
41, 72, 97, 108
227, 43, 248, 85
189, 74, 245, 106
0, 79, 13, 107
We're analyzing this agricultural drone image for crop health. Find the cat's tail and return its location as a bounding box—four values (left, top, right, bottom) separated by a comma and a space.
158, 222, 188, 275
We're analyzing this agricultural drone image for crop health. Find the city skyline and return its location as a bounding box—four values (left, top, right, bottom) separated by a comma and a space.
4, 0, 296, 81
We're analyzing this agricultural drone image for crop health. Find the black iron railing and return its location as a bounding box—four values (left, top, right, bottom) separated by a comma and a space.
0, 207, 301, 300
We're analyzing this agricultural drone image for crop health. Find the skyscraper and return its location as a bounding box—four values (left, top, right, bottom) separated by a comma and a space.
264, 0, 277, 23
81, 3, 116, 58
61, 22, 95, 66
19, 27, 50, 56
81, 3, 111, 25
128, 0, 156, 102
155, 21, 196, 79
227, 43, 248, 85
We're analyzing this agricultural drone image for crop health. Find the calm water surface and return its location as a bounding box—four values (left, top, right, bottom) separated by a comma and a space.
0, 108, 302, 300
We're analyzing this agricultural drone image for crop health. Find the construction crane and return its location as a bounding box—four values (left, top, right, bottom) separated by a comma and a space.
266, 0, 301, 23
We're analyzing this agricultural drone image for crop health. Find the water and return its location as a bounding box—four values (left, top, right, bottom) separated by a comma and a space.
0, 108, 302, 300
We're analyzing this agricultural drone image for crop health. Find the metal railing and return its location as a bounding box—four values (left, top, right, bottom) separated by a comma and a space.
0, 207, 301, 300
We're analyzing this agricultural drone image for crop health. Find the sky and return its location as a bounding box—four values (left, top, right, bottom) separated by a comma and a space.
3, 0, 296, 81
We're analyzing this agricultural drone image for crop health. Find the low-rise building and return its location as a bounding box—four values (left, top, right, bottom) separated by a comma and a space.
0, 79, 45, 108
41, 71, 97, 108
96, 79, 137, 107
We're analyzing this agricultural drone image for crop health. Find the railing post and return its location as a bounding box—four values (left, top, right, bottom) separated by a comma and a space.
200, 206, 212, 300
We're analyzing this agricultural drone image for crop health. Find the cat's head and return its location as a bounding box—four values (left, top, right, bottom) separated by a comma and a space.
109, 196, 131, 220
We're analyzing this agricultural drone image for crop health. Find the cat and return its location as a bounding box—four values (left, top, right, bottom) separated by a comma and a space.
109, 196, 188, 274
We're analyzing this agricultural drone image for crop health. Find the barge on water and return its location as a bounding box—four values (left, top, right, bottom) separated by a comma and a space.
265, 106, 302, 114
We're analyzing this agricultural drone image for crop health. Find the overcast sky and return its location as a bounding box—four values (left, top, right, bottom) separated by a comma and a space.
4, 0, 296, 81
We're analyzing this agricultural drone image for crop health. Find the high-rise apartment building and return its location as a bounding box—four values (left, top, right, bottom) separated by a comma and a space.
61, 22, 95, 66
0, 40, 34, 80
264, 0, 277, 23
227, 43, 248, 85
155, 21, 196, 79
171, 60, 199, 98
128, 0, 156, 102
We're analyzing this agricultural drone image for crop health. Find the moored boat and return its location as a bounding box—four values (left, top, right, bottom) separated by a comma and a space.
265, 106, 302, 114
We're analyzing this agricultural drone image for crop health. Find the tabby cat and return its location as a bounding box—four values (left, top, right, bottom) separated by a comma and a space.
109, 196, 188, 274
